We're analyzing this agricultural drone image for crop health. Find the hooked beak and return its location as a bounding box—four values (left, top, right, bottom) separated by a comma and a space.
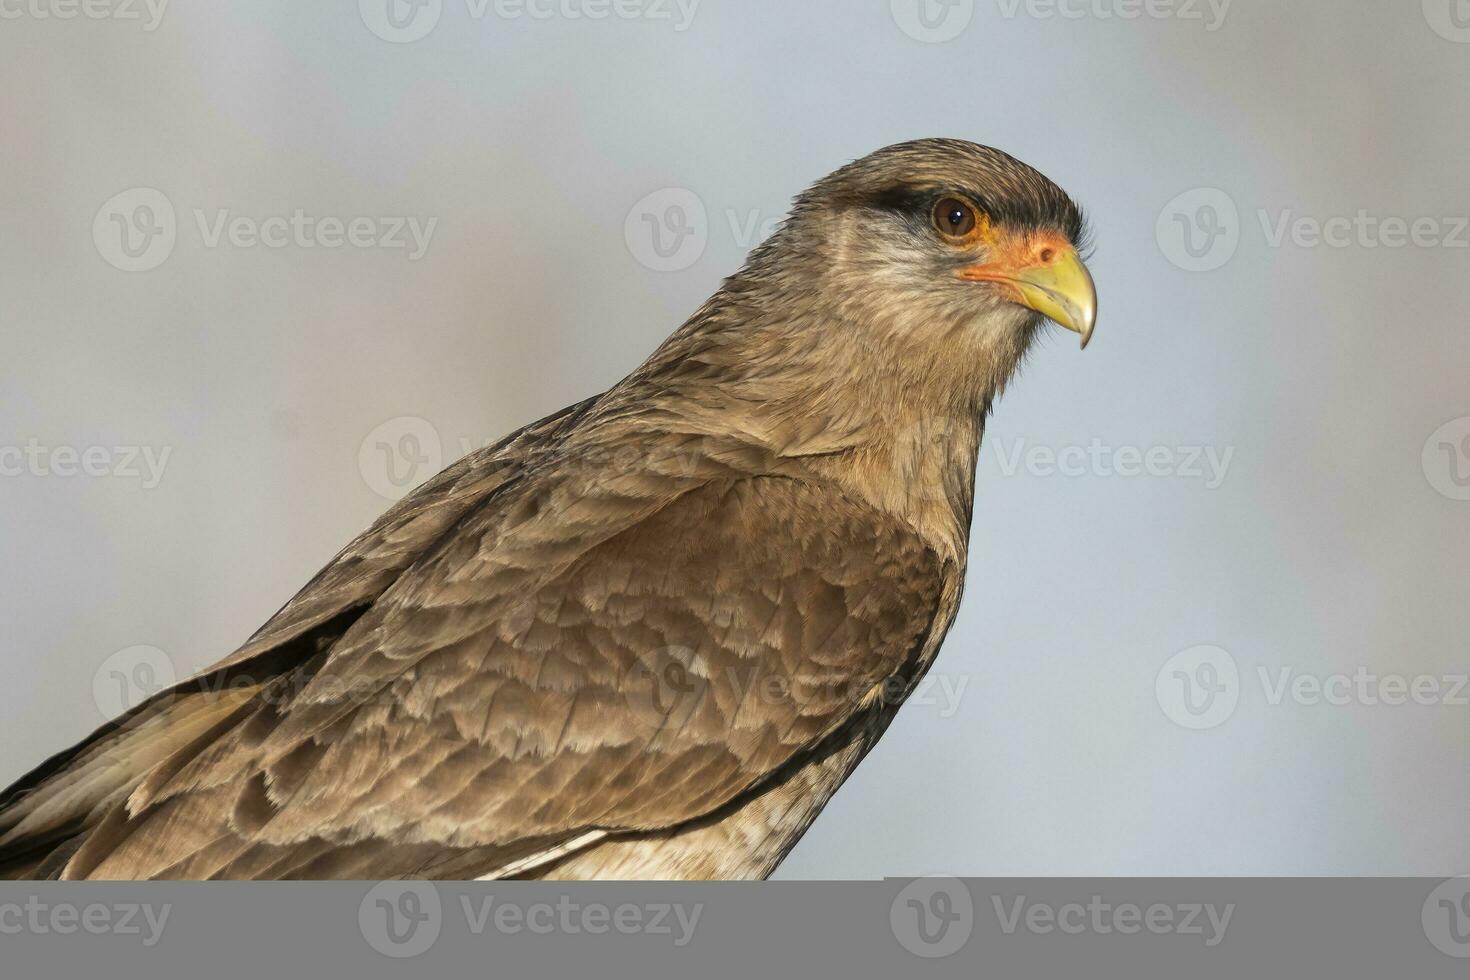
959, 241, 1098, 349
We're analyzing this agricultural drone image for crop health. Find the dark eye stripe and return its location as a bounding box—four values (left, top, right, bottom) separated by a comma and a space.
860, 183, 1080, 244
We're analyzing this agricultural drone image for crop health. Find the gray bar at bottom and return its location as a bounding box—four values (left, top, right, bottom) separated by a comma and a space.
0, 878, 1466, 978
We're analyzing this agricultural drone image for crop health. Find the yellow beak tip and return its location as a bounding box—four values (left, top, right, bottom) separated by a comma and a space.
1012, 247, 1097, 352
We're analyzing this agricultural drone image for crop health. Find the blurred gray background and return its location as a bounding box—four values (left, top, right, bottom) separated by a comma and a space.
2, 0, 1468, 877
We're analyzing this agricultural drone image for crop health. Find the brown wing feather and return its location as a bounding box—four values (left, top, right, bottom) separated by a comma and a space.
0, 396, 599, 876
65, 439, 942, 879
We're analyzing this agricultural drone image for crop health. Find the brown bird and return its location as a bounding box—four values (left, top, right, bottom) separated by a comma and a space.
0, 138, 1096, 880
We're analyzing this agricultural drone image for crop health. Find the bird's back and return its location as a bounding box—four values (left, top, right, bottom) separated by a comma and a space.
0, 390, 954, 880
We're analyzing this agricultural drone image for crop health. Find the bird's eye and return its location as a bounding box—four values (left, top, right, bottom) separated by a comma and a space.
932, 197, 979, 240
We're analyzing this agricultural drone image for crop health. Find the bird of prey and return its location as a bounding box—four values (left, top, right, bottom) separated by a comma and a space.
0, 139, 1095, 880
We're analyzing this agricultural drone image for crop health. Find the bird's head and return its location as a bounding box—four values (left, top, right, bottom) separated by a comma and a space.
646, 139, 1097, 432
782, 138, 1096, 352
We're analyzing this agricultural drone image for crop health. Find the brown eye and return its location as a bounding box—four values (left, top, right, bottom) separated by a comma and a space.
933, 197, 978, 239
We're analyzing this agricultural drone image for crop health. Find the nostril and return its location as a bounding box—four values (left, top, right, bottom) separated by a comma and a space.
1039, 247, 1056, 263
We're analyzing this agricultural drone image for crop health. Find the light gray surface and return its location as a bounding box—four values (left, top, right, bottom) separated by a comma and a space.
1, 0, 1467, 877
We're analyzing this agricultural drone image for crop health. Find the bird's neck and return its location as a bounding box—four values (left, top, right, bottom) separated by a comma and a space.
618, 282, 1036, 564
